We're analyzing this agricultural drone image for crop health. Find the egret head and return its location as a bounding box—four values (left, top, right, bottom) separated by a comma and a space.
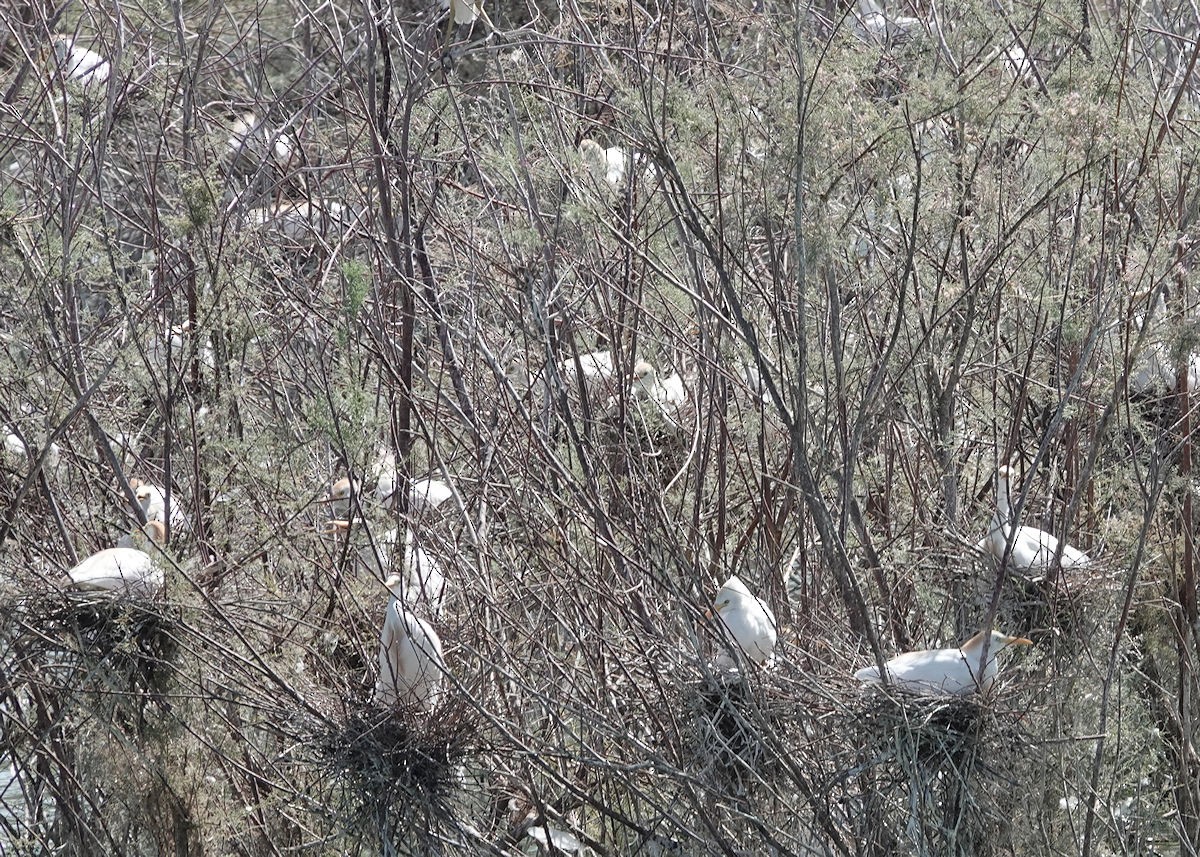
135, 483, 156, 509
711, 574, 750, 615
319, 477, 354, 503
144, 520, 167, 546
384, 573, 407, 599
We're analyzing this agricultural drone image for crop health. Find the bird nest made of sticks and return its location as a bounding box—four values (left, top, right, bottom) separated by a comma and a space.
682, 663, 799, 791
4, 589, 179, 696
848, 688, 1032, 773
315, 700, 480, 828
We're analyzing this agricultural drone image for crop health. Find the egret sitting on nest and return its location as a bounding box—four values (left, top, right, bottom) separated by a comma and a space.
978, 465, 1090, 577
854, 630, 1032, 696
579, 140, 628, 188
371, 449, 454, 514
376, 573, 448, 712
50, 34, 110, 87
63, 543, 163, 597
710, 575, 777, 668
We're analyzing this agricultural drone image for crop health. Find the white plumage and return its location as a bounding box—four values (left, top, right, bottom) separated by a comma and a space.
854, 630, 1032, 696
978, 465, 1090, 577
371, 449, 454, 515
64, 547, 162, 597
710, 574, 777, 667
132, 480, 190, 535
51, 35, 110, 87
375, 574, 447, 711
579, 139, 627, 188
630, 361, 687, 406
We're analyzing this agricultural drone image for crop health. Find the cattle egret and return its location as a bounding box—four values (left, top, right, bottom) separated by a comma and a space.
376, 573, 448, 711
853, 0, 922, 44
319, 476, 358, 517
1, 429, 61, 476
243, 200, 349, 240
411, 478, 454, 514
371, 449, 454, 514
227, 111, 297, 170
978, 465, 1090, 577
116, 520, 167, 550
560, 349, 615, 381
710, 575, 777, 668
51, 35, 110, 87
579, 140, 627, 188
63, 547, 162, 597
631, 361, 687, 406
854, 630, 1033, 696
132, 481, 189, 534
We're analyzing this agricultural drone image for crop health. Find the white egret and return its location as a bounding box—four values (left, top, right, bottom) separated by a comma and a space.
227, 111, 297, 170
371, 449, 454, 514
978, 465, 1090, 577
854, 629, 1032, 696
1, 429, 61, 476
579, 139, 627, 188
559, 349, 615, 382
116, 520, 167, 550
630, 361, 687, 406
50, 35, 110, 87
853, 0, 922, 44
131, 480, 189, 534
243, 200, 349, 240
375, 573, 448, 711
63, 547, 162, 597
710, 575, 777, 668
442, 0, 480, 24
318, 476, 358, 518
324, 521, 447, 617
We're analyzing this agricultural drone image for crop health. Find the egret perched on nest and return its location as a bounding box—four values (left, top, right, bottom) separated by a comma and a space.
50, 34, 110, 87
376, 574, 448, 712
854, 630, 1032, 696
227, 111, 297, 171
579, 139, 627, 188
710, 575, 778, 668
62, 545, 163, 597
978, 465, 1090, 577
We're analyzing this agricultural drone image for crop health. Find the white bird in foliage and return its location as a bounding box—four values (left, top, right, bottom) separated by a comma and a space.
442, 0, 480, 25
854, 629, 1033, 696
559, 349, 615, 382
130, 480, 189, 535
579, 139, 627, 188
63, 546, 163, 597
376, 574, 448, 711
630, 361, 687, 406
978, 465, 1090, 577
50, 35, 110, 87
372, 450, 454, 515
710, 575, 777, 668
116, 520, 167, 550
